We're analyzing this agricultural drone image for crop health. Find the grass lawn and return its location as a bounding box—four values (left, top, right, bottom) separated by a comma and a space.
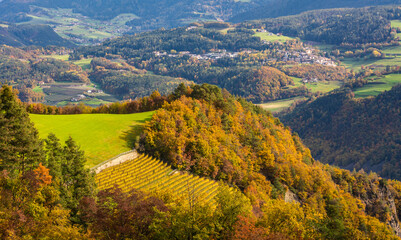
290, 77, 342, 93
32, 86, 43, 93
254, 30, 295, 42
258, 97, 305, 113
391, 20, 401, 28
30, 111, 154, 167
353, 74, 401, 98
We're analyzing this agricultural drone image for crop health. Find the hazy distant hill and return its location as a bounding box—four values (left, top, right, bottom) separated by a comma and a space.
0, 24, 74, 47
0, 0, 260, 32
1, 0, 400, 33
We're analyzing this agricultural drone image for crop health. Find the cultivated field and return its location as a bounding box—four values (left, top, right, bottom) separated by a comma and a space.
96, 154, 221, 203
30, 111, 154, 167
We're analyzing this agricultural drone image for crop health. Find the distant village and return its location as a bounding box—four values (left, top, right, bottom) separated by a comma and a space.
71, 89, 103, 102
153, 46, 337, 67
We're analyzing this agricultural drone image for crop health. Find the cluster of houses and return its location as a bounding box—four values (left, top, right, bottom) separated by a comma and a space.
256, 29, 283, 36
302, 77, 319, 83
71, 89, 104, 102
278, 49, 337, 67
154, 50, 239, 60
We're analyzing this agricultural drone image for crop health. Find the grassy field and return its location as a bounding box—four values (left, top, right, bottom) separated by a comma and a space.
258, 97, 305, 112
353, 74, 401, 98
254, 30, 295, 42
290, 77, 342, 93
32, 86, 43, 93
30, 112, 154, 167
341, 57, 401, 71
72, 58, 92, 70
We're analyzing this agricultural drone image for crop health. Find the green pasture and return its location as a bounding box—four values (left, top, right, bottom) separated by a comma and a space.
353, 74, 401, 98
382, 45, 401, 55
341, 57, 401, 71
258, 97, 305, 113
72, 58, 92, 70
290, 77, 342, 93
30, 111, 154, 167
32, 86, 43, 93
254, 30, 295, 42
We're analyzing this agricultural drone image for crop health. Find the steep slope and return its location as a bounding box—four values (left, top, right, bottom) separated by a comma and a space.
0, 24, 74, 47
281, 85, 401, 180
137, 83, 401, 238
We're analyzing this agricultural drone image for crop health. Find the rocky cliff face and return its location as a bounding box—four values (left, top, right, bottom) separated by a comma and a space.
360, 181, 401, 237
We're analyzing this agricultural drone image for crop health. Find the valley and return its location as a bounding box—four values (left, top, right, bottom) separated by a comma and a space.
2, 2, 401, 240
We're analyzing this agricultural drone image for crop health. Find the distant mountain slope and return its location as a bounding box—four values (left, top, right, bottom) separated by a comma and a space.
230, 0, 401, 22
0, 0, 260, 32
281, 85, 401, 180
0, 24, 74, 47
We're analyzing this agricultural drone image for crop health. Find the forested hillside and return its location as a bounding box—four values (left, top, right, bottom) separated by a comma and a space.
240, 7, 399, 45
231, 0, 401, 23
281, 86, 401, 180
0, 24, 74, 47
137, 83, 401, 239
3, 82, 401, 239
0, 0, 259, 32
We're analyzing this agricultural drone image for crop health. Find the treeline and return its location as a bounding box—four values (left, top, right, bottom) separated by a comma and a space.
241, 6, 398, 45
26, 90, 168, 114
138, 84, 401, 239
281, 86, 401, 180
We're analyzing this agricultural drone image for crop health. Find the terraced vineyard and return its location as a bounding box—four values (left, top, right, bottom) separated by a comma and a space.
95, 154, 221, 202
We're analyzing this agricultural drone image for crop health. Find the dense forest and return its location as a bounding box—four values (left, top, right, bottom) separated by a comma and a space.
240, 7, 400, 45
137, 83, 401, 239
281, 86, 401, 180
231, 0, 401, 22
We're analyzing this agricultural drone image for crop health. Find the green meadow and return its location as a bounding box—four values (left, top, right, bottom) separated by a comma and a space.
290, 77, 342, 93
30, 111, 154, 167
353, 74, 401, 98
72, 58, 93, 70
254, 30, 295, 42
258, 97, 305, 113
